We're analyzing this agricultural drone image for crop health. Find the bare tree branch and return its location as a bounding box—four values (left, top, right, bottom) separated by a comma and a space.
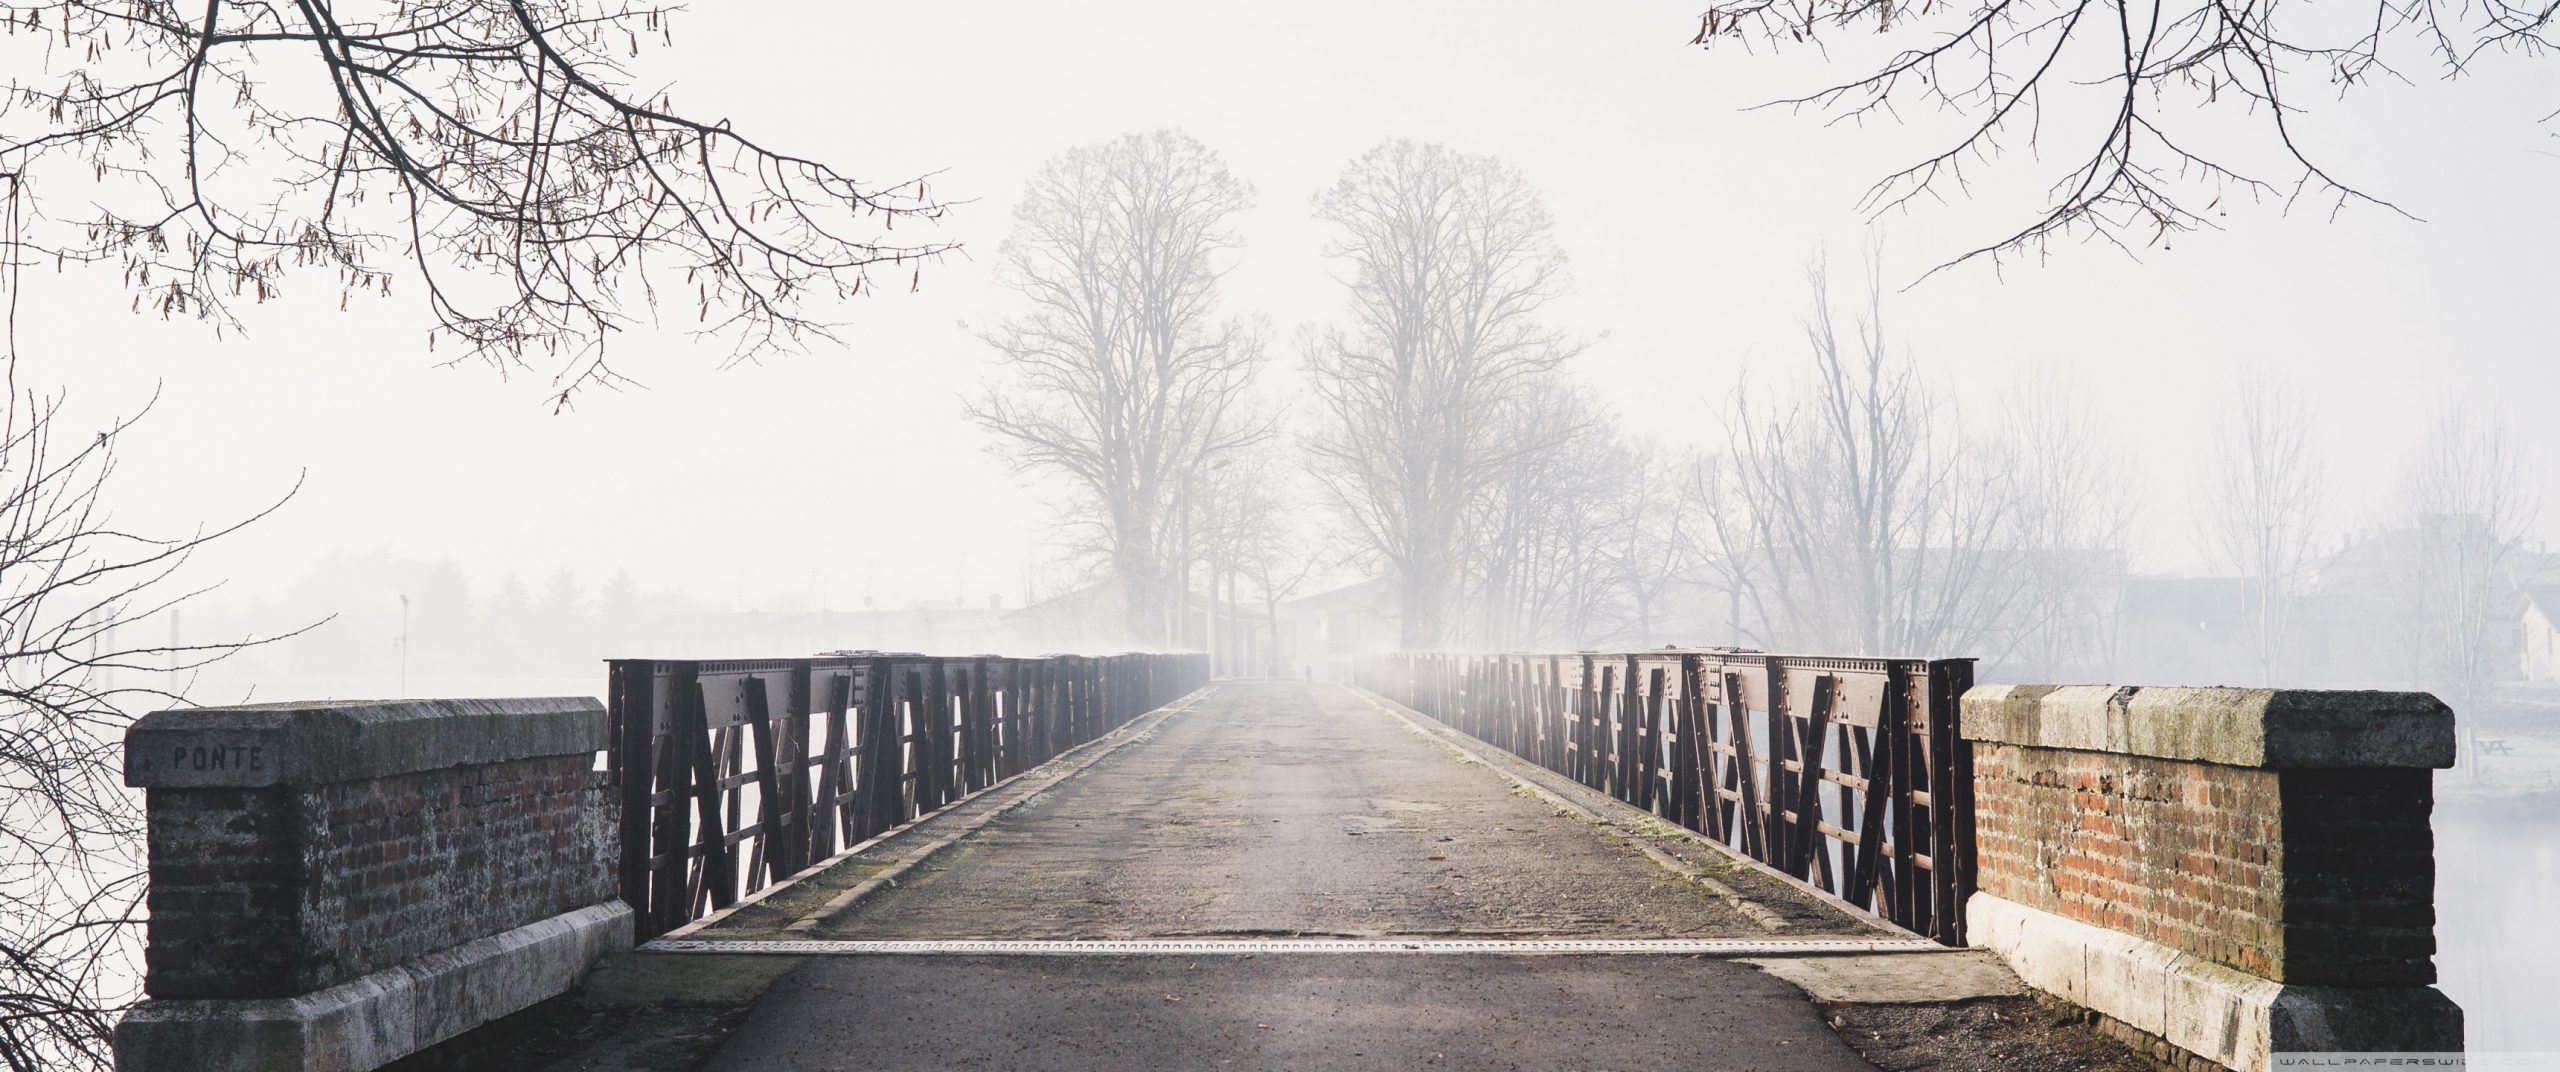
1687, 0, 2501, 273
1, 1, 953, 406
0, 385, 302, 1071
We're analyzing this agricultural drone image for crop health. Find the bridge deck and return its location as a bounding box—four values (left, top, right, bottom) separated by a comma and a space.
833, 680, 1862, 940
640, 682, 1972, 1071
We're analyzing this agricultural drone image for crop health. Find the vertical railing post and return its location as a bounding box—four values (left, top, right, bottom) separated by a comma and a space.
859, 656, 900, 837
786, 662, 814, 875
1929, 657, 1975, 944
608, 660, 655, 938
648, 662, 694, 937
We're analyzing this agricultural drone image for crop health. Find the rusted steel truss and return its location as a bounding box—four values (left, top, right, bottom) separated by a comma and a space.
607, 652, 1210, 941
1356, 650, 1975, 945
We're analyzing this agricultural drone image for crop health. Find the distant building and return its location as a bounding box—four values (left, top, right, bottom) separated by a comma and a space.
1002, 581, 1271, 673
1280, 577, 1399, 683
2521, 588, 2560, 683
1001, 583, 1144, 656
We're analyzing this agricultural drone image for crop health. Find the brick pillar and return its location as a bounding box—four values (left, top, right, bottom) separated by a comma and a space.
115, 698, 633, 1072
1961, 684, 2461, 1072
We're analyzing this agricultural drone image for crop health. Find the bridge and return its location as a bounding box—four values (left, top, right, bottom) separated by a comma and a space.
110, 650, 2461, 1072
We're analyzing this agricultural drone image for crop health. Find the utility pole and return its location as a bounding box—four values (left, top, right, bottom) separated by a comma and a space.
1177, 471, 1192, 652
396, 594, 411, 697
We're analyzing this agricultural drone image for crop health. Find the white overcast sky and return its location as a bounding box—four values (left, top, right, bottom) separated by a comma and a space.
22, 0, 2560, 614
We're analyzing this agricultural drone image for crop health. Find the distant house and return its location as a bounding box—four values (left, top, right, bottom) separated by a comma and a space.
2522, 588, 2560, 682
2296, 518, 2558, 689
1280, 577, 1400, 683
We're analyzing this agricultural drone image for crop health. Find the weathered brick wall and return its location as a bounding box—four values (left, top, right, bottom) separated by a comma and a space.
141, 787, 304, 996
1974, 744, 2280, 976
2276, 767, 2437, 984
143, 754, 614, 999
1965, 684, 2448, 990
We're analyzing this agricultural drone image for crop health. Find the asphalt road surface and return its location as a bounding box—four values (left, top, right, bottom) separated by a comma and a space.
698, 681, 1885, 1071
705, 954, 1876, 1072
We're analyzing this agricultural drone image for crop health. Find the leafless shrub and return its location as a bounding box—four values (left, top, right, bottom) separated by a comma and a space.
2392, 402, 2540, 712
2002, 365, 2135, 679
1699, 252, 2017, 657
2194, 369, 2326, 684
0, 388, 293, 1071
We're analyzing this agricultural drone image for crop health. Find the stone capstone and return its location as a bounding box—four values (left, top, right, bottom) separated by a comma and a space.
1960, 684, 2454, 769
124, 696, 607, 789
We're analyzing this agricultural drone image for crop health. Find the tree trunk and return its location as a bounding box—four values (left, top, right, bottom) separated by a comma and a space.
1400, 563, 1446, 649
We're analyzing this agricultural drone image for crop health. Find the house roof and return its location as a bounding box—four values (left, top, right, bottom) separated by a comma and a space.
2525, 586, 2560, 626
1285, 575, 1397, 612
1005, 580, 1276, 624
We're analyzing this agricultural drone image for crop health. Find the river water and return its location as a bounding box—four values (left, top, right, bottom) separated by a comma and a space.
2434, 788, 2560, 1051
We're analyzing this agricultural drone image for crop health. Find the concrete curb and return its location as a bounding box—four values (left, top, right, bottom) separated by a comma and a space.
641, 937, 1948, 956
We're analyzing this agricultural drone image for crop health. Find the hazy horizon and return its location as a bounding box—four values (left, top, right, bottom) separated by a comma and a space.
17, 0, 2560, 627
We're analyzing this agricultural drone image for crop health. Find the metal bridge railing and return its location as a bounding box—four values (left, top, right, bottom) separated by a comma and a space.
1356, 650, 1976, 944
606, 651, 1209, 941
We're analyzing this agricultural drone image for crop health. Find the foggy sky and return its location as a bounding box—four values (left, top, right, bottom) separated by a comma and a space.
24, 0, 2560, 620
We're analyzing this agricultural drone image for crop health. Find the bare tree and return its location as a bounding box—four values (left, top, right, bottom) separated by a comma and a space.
1459, 379, 1623, 650
1682, 0, 2534, 270
2002, 365, 2135, 680
1194, 442, 1322, 677
968, 130, 1266, 647
2194, 370, 2327, 685
1601, 439, 1696, 649
1304, 140, 1576, 649
1700, 253, 2015, 657
2394, 403, 2540, 715
0, 391, 292, 1071
1, 1, 952, 404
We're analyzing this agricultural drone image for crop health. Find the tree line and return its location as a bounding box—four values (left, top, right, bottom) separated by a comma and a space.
973, 130, 2546, 698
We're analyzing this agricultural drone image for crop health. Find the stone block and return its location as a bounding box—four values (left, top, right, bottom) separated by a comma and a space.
124, 697, 606, 789
1738, 950, 2027, 1004
1972, 893, 2458, 1072
1961, 684, 2454, 769
116, 902, 632, 1072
